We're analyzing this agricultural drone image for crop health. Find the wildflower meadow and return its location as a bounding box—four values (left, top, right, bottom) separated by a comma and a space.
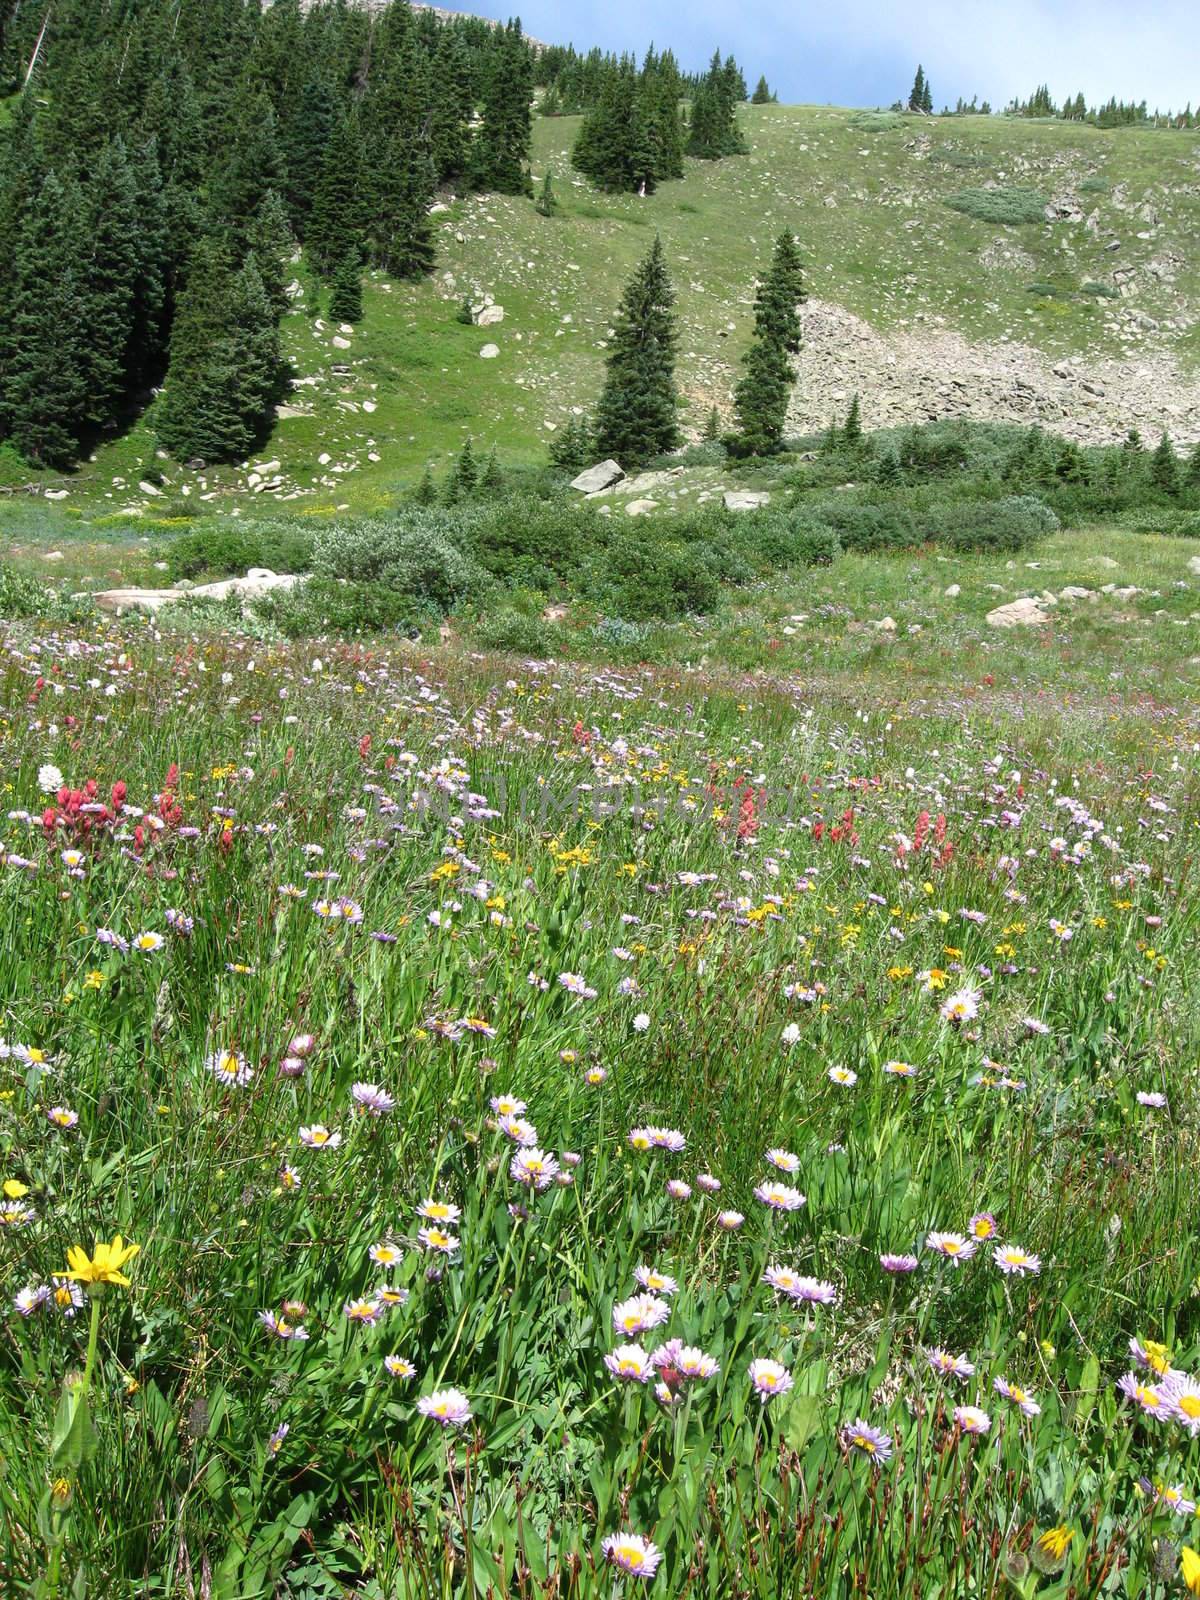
1, 620, 1198, 1598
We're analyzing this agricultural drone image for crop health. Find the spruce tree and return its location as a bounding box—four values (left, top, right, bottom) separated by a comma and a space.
471, 19, 533, 195
282, 75, 338, 234
703, 406, 721, 442
413, 464, 439, 505
550, 416, 590, 473
307, 113, 366, 278
328, 251, 363, 322
212, 91, 286, 248
535, 171, 558, 215
1150, 432, 1179, 495
430, 30, 475, 186
156, 240, 282, 464
751, 76, 774, 105
481, 447, 503, 493
81, 137, 142, 431
453, 437, 478, 494
594, 235, 680, 466
732, 231, 805, 456
367, 37, 437, 280
843, 393, 863, 445
875, 448, 901, 485
908, 66, 926, 112
245, 190, 296, 323
687, 52, 747, 159
3, 171, 90, 466
1186, 442, 1200, 490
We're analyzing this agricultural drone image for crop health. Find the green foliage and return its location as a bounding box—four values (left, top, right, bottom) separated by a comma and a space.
159, 522, 316, 582
471, 19, 534, 195
930, 493, 1060, 551
687, 51, 748, 160
535, 172, 559, 216
327, 254, 363, 324
588, 529, 722, 619
945, 186, 1049, 224
593, 236, 681, 467
571, 51, 684, 195
471, 606, 560, 655
1080, 280, 1119, 297
311, 514, 485, 612
751, 76, 774, 106
549, 417, 592, 475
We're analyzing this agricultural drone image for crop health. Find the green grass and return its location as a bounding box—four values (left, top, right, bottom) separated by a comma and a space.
1, 559, 1199, 1594
1, 104, 1197, 517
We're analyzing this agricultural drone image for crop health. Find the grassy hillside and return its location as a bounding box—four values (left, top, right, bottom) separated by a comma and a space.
2, 105, 1199, 517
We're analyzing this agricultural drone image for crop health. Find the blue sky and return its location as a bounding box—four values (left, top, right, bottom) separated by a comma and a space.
469, 1, 1199, 112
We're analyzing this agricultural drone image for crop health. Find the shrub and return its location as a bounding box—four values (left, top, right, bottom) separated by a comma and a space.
1079, 176, 1109, 194
471, 609, 560, 656
589, 534, 721, 620
458, 496, 584, 589
925, 494, 1059, 552
944, 187, 1048, 224
162, 522, 316, 581
262, 577, 427, 638
1026, 282, 1071, 298
0, 563, 92, 622
734, 508, 840, 571
816, 501, 918, 552
312, 515, 483, 612
1080, 281, 1119, 298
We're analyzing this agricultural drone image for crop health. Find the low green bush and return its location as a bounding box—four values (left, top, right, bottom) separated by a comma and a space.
312, 515, 484, 612
945, 186, 1049, 224
588, 533, 722, 621
816, 500, 919, 552
733, 508, 840, 570
0, 563, 92, 622
162, 521, 316, 581
925, 494, 1059, 552
262, 577, 429, 638
1080, 280, 1119, 298
471, 608, 562, 655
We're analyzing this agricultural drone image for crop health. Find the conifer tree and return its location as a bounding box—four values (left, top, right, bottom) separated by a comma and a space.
453, 437, 478, 495
328, 251, 363, 322
307, 113, 366, 278
430, 30, 475, 185
80, 137, 142, 431
874, 448, 901, 485
751, 76, 774, 105
212, 91, 286, 247
1150, 432, 1179, 495
908, 65, 927, 112
594, 235, 680, 466
282, 75, 338, 234
703, 406, 721, 442
471, 19, 533, 195
245, 191, 296, 323
481, 447, 503, 493
843, 392, 863, 445
535, 171, 558, 215
731, 231, 805, 456
413, 463, 439, 504
687, 52, 746, 158
156, 241, 282, 463
2, 170, 90, 465
549, 416, 590, 473
1186, 442, 1200, 490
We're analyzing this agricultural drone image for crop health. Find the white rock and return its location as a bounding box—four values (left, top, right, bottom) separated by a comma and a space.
138, 480, 162, 496
1059, 586, 1094, 600
1189, 556, 1200, 576
944, 583, 961, 598
571, 460, 625, 494
723, 490, 772, 511
331, 336, 351, 350
43, 489, 69, 501
986, 597, 1051, 628
362, 400, 377, 413
42, 550, 64, 561
476, 305, 505, 326
874, 616, 897, 632
479, 343, 500, 359
626, 499, 657, 517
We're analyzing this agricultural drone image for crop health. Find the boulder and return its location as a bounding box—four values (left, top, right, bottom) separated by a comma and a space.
90, 570, 304, 616
1189, 556, 1200, 577
571, 460, 625, 494
723, 490, 772, 511
625, 499, 657, 517
1059, 586, 1094, 600
986, 597, 1051, 629
479, 343, 500, 359
944, 583, 961, 598
476, 305, 505, 326
874, 616, 897, 632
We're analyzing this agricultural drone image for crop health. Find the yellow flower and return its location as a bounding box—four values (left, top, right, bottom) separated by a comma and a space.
1036, 1526, 1074, 1562
58, 1235, 140, 1290
3, 1179, 29, 1200
51, 1477, 72, 1506
1181, 1548, 1200, 1596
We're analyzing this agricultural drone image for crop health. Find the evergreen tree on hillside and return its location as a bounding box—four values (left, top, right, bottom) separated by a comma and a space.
549, 415, 591, 472
908, 65, 927, 112
751, 75, 774, 105
471, 19, 533, 195
1186, 442, 1200, 490
843, 392, 863, 445
307, 112, 367, 277
282, 74, 338, 234
731, 230, 806, 456
535, 171, 558, 215
368, 40, 437, 279
1150, 432, 1180, 495
687, 51, 746, 158
328, 252, 363, 322
430, 30, 476, 185
2, 170, 90, 465
126, 137, 171, 391
80, 137, 142, 430
156, 241, 282, 463
212, 91, 286, 247
594, 235, 681, 466
245, 190, 296, 323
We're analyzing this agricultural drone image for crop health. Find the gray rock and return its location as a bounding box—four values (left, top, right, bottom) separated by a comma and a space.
90, 570, 305, 616
1059, 586, 1094, 600
944, 583, 961, 598
476, 305, 505, 327
1189, 556, 1200, 576
625, 499, 657, 517
723, 490, 772, 511
479, 343, 500, 359
571, 460, 625, 494
986, 597, 1051, 629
